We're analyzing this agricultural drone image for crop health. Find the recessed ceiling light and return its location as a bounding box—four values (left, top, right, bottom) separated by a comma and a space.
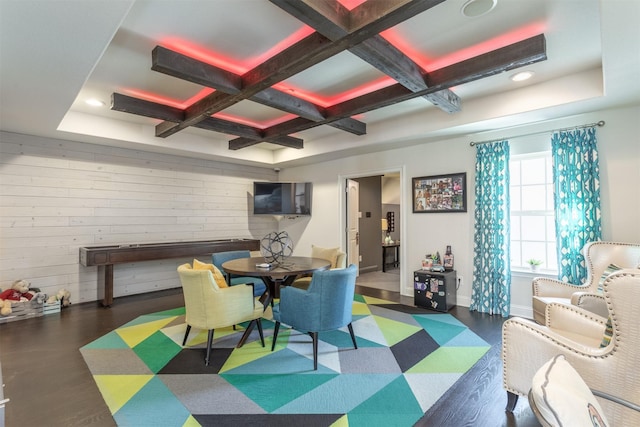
461, 0, 497, 18
85, 98, 105, 107
511, 71, 535, 82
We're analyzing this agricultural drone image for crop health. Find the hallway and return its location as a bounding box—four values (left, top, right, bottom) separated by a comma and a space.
356, 269, 400, 292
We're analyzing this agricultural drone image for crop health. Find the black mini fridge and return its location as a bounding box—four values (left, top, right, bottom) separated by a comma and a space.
414, 270, 457, 312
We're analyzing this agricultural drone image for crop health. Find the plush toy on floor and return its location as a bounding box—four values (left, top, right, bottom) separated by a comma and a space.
0, 279, 33, 302
59, 289, 71, 307
0, 279, 45, 316
0, 300, 12, 316
46, 288, 71, 308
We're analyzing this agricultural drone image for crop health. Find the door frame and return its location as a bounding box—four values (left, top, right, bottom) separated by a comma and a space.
346, 178, 360, 275
338, 166, 408, 296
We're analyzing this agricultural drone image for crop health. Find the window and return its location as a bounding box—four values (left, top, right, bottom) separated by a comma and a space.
510, 152, 557, 272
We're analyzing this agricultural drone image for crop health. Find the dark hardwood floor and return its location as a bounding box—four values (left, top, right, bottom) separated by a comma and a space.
0, 285, 539, 427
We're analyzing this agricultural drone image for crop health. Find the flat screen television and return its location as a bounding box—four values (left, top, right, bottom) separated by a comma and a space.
253, 182, 312, 215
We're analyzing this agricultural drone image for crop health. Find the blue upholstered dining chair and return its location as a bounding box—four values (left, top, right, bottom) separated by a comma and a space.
212, 250, 267, 297
271, 264, 358, 370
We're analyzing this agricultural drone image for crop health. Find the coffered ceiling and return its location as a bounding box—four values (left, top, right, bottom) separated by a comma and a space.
1, 0, 639, 168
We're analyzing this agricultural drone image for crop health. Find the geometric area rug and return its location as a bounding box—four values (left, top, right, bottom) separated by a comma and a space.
80, 294, 490, 427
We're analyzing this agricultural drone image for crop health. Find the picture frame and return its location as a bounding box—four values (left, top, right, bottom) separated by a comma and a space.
412, 172, 467, 213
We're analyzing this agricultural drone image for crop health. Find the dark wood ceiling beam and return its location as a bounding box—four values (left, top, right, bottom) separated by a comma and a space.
272, 0, 460, 113
261, 34, 548, 140
347, 0, 446, 33
262, 135, 303, 149
194, 117, 262, 139
111, 93, 184, 122
228, 137, 264, 150
151, 46, 241, 94
425, 34, 547, 89
154, 32, 330, 138
229, 114, 335, 150
198, 118, 303, 149
328, 35, 547, 116
229, 118, 316, 150
324, 114, 366, 134
111, 92, 301, 146
279, 0, 443, 33
251, 88, 323, 121
228, 138, 262, 151
156, 0, 446, 138
228, 137, 303, 150
227, 132, 303, 149
352, 37, 461, 112
152, 45, 365, 136
270, 0, 350, 36
248, 88, 365, 135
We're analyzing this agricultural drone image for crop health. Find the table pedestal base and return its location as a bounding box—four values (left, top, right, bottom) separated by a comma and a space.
236, 276, 296, 348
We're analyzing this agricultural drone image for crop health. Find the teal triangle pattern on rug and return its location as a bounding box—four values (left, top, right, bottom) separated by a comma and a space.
82, 330, 130, 350
353, 374, 423, 413
113, 376, 192, 426
224, 373, 339, 413
413, 316, 467, 345
80, 295, 490, 426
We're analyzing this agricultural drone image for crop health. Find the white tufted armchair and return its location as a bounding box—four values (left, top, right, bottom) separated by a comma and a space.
503, 269, 640, 426
532, 241, 640, 324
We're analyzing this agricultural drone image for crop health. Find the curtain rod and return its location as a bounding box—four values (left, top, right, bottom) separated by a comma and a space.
469, 120, 605, 147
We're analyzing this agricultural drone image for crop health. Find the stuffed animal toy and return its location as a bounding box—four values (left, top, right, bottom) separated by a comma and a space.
46, 289, 71, 307
0, 279, 34, 302
0, 299, 12, 316
0, 279, 43, 316
59, 289, 71, 307
30, 291, 47, 304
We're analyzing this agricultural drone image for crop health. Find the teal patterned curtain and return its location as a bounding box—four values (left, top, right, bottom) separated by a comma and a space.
470, 141, 511, 317
552, 127, 602, 284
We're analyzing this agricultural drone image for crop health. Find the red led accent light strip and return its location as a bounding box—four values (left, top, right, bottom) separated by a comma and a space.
123, 88, 297, 129
338, 0, 367, 10
273, 76, 396, 108
212, 112, 298, 129
124, 88, 214, 110
381, 21, 546, 72
129, 18, 546, 130
160, 25, 314, 75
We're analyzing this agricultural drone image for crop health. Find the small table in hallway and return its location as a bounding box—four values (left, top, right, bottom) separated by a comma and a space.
382, 243, 400, 272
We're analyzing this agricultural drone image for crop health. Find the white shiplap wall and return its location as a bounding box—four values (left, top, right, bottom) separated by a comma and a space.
0, 131, 277, 303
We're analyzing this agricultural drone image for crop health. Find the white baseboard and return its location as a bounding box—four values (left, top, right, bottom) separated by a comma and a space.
452, 296, 534, 320
509, 304, 534, 320
400, 292, 534, 320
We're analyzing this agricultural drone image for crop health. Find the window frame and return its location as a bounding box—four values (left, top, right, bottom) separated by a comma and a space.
509, 151, 558, 274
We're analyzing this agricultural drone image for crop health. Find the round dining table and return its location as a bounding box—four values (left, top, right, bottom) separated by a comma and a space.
221, 256, 331, 306
221, 256, 331, 347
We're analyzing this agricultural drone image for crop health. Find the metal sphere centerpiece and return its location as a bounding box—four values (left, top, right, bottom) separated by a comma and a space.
260, 231, 293, 265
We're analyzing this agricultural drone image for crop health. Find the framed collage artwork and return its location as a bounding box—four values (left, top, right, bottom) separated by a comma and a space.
412, 172, 467, 213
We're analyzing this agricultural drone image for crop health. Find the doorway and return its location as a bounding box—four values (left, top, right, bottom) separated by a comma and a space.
343, 170, 402, 293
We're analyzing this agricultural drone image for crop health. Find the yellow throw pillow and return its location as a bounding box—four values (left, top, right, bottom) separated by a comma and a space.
312, 245, 339, 268
193, 259, 228, 288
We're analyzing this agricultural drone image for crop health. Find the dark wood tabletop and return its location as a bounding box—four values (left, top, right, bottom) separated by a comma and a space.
221, 256, 331, 280
222, 256, 332, 322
